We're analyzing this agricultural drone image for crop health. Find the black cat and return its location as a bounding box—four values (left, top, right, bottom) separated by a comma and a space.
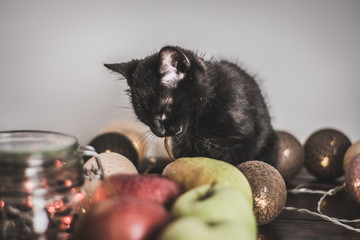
105, 46, 278, 166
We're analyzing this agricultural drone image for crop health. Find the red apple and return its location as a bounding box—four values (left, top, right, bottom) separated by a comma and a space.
91, 174, 180, 208
74, 195, 170, 240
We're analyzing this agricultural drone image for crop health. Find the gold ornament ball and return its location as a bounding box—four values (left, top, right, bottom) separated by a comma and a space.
345, 154, 360, 204
303, 128, 351, 180
343, 140, 360, 171
275, 131, 304, 180
237, 160, 287, 225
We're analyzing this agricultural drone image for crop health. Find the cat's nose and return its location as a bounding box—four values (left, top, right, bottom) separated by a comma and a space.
151, 121, 166, 137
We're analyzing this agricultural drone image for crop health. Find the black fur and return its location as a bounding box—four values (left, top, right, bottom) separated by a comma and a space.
105, 46, 278, 166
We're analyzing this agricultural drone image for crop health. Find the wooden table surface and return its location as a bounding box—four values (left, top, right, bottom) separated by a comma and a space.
258, 168, 360, 240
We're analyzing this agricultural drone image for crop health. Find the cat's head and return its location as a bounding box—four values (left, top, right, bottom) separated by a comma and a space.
105, 46, 210, 137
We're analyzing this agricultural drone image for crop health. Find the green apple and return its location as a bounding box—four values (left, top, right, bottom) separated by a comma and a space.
158, 216, 256, 240
162, 157, 252, 206
171, 184, 257, 235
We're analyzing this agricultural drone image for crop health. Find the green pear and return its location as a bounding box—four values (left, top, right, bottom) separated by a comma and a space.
162, 157, 252, 206
171, 184, 257, 234
158, 216, 256, 240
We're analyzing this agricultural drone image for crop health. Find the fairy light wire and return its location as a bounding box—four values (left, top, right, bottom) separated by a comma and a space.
80, 145, 105, 180
285, 184, 360, 233
317, 184, 360, 223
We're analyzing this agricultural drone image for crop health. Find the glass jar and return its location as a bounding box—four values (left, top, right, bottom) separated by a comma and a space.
0, 130, 85, 240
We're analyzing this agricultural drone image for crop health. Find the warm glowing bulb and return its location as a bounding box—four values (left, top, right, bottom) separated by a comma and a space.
320, 156, 330, 168
60, 216, 72, 231
354, 180, 360, 189
47, 205, 56, 214
63, 216, 72, 225
24, 180, 35, 192
105, 149, 112, 153
65, 179, 72, 187
255, 196, 268, 209
74, 192, 85, 202
55, 159, 66, 168
257, 233, 266, 240
47, 200, 65, 214
254, 187, 269, 209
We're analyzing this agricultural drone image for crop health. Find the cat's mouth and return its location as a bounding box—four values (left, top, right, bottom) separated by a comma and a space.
151, 124, 183, 138
175, 126, 183, 135
164, 126, 183, 137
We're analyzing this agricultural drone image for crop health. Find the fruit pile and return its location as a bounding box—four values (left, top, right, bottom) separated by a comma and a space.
73, 151, 286, 240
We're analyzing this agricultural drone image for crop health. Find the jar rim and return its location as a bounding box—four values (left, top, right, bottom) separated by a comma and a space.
0, 130, 79, 163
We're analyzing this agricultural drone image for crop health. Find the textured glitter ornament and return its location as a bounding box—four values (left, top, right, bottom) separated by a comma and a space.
343, 140, 360, 171
304, 128, 351, 180
237, 161, 287, 225
345, 154, 360, 204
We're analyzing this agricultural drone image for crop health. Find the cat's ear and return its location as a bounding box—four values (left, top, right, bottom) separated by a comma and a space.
104, 60, 139, 81
159, 46, 190, 88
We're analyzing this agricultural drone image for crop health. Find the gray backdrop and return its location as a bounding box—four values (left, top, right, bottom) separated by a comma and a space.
1, 0, 359, 147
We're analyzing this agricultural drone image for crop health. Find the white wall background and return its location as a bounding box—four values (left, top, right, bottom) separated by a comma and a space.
1, 0, 359, 146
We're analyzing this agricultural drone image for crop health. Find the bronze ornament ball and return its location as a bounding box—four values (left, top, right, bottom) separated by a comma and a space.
303, 128, 351, 181
101, 121, 147, 164
345, 154, 360, 204
275, 131, 305, 180
237, 160, 287, 225
88, 132, 139, 167
343, 140, 360, 171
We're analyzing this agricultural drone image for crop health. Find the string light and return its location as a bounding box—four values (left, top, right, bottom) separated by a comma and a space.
285, 184, 360, 233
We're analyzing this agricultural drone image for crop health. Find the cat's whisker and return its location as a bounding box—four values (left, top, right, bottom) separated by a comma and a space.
133, 131, 148, 146
97, 105, 132, 117
142, 130, 157, 143
103, 104, 132, 110
190, 133, 222, 151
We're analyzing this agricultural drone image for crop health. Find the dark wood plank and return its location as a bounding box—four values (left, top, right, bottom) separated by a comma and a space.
259, 218, 360, 240
258, 168, 360, 239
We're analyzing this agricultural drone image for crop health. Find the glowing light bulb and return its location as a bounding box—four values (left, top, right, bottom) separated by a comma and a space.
74, 192, 85, 202
320, 156, 330, 168
55, 159, 66, 168
354, 180, 360, 189
60, 216, 72, 231
65, 179, 72, 187
255, 196, 269, 209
